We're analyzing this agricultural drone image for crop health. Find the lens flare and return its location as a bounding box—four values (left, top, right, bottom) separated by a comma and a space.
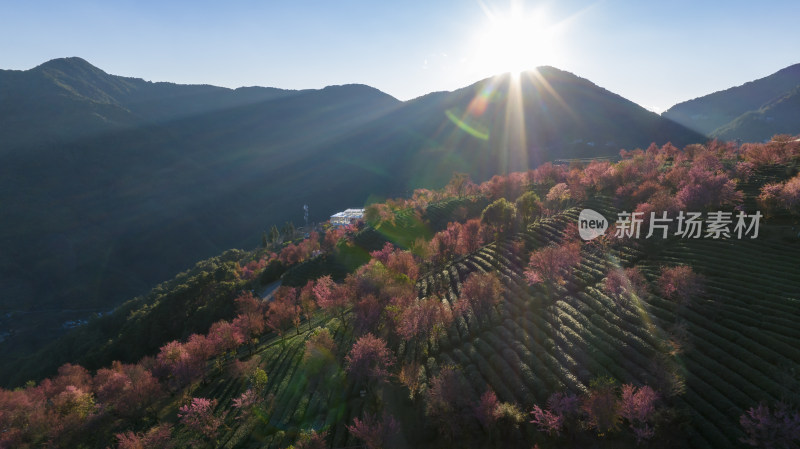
472, 1, 560, 76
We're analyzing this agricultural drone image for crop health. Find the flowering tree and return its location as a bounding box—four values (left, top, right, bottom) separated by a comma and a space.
266, 287, 300, 342
207, 320, 245, 358
347, 411, 401, 449
619, 384, 658, 423
395, 295, 453, 341
566, 168, 589, 202
234, 291, 262, 315
353, 293, 383, 335
582, 160, 616, 192
480, 173, 525, 201
477, 391, 525, 436
116, 424, 174, 449
347, 259, 393, 300
524, 242, 581, 288
314, 275, 352, 326
93, 361, 162, 418
674, 166, 743, 211
322, 226, 345, 252
428, 223, 461, 265
760, 182, 787, 217
153, 340, 200, 389
619, 384, 658, 443
445, 172, 470, 198
424, 366, 475, 441
370, 242, 395, 265
603, 267, 648, 303
457, 271, 503, 317
347, 260, 409, 333
53, 385, 96, 420
232, 294, 266, 353
740, 402, 800, 449
547, 391, 580, 417
178, 397, 221, 441
386, 250, 420, 281
298, 280, 318, 332
456, 219, 488, 255
231, 389, 258, 420
657, 265, 704, 305
759, 174, 800, 216
582, 378, 621, 435
237, 257, 268, 280
474, 389, 500, 430
742, 135, 800, 166
45, 363, 93, 396
185, 333, 216, 366
530, 162, 567, 186
345, 333, 395, 387
545, 183, 571, 209
279, 243, 304, 265
529, 392, 579, 437
530, 404, 564, 437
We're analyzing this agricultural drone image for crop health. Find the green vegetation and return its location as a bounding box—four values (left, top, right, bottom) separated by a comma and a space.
2, 138, 800, 449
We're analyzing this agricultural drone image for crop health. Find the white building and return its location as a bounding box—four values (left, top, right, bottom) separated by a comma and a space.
330, 208, 365, 227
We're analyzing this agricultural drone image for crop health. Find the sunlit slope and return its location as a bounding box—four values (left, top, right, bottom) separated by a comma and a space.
183, 188, 799, 448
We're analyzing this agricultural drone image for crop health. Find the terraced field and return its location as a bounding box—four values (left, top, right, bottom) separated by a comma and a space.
185, 184, 799, 448
407, 194, 800, 447
185, 313, 365, 449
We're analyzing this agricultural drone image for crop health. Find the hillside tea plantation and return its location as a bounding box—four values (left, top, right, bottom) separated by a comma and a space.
1, 138, 800, 449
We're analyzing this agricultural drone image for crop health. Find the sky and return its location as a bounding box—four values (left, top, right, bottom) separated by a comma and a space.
2, 0, 799, 113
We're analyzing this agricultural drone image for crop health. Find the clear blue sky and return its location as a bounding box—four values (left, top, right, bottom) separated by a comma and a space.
2, 0, 799, 112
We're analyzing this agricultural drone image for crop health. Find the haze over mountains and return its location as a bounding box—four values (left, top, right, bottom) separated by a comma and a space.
0, 57, 795, 357
663, 63, 800, 141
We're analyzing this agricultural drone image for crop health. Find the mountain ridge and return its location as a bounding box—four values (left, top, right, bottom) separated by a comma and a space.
663, 62, 800, 140
0, 57, 703, 366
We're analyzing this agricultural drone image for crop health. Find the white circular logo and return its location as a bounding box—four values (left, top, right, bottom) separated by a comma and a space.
578, 209, 608, 241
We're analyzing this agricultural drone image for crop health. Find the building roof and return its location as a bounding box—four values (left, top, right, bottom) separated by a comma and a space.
330, 208, 365, 219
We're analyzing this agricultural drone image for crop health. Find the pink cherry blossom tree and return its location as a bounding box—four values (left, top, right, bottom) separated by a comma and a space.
345, 333, 395, 388
657, 265, 704, 305
347, 411, 400, 449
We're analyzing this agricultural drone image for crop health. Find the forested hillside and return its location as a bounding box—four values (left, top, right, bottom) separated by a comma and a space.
0, 59, 703, 351
2, 136, 799, 449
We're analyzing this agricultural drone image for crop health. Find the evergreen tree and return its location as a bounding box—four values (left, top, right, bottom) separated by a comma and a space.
270, 225, 281, 244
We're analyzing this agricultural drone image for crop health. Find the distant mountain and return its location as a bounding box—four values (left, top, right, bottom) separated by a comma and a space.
713, 86, 800, 141
310, 68, 705, 189
0, 58, 401, 346
0, 58, 703, 357
0, 57, 314, 150
663, 63, 800, 141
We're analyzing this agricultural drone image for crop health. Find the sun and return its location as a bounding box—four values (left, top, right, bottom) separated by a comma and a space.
472, 2, 559, 76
